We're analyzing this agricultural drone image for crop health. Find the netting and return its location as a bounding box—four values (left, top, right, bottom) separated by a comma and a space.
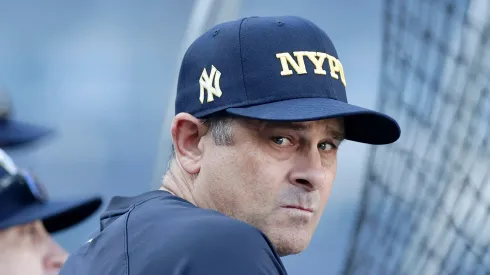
343, 0, 490, 274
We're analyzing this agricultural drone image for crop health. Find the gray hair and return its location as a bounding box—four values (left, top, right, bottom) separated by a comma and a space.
201, 115, 234, 146
169, 115, 234, 161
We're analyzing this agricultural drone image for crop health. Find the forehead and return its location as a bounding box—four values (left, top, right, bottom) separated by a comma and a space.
0, 220, 42, 240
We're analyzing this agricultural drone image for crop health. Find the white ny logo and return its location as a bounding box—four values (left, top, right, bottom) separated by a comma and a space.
199, 65, 223, 104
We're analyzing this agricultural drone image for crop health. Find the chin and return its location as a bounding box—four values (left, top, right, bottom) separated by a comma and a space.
267, 228, 313, 257
275, 238, 311, 257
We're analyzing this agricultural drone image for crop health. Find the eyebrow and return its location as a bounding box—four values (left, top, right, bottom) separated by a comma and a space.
329, 129, 345, 142
261, 121, 345, 141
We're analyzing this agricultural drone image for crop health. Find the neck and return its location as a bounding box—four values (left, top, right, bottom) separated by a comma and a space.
159, 163, 198, 206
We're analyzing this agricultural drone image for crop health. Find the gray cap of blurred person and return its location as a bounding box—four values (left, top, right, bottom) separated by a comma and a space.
0, 88, 53, 149
0, 149, 103, 275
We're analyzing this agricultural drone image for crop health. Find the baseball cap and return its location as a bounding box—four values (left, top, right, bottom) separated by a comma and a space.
0, 89, 53, 148
0, 149, 102, 232
175, 15, 400, 145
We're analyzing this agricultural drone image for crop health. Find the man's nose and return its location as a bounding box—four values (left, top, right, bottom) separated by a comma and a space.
288, 150, 326, 191
44, 238, 68, 271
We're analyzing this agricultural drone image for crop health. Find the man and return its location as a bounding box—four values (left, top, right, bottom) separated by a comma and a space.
0, 148, 103, 275
0, 89, 103, 274
61, 15, 401, 274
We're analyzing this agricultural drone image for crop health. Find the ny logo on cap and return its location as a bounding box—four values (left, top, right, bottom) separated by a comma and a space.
276, 51, 347, 87
199, 65, 223, 104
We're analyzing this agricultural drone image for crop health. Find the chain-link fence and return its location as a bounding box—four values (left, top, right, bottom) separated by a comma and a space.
343, 0, 490, 274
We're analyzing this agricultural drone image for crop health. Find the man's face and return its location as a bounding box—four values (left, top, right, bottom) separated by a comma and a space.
195, 117, 344, 256
0, 220, 68, 275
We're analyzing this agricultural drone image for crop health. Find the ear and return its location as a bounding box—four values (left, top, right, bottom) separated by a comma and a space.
171, 113, 207, 174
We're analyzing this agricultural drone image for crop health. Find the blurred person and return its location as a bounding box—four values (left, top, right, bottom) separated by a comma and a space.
0, 88, 102, 274
0, 149, 102, 275
0, 88, 52, 148
61, 16, 401, 274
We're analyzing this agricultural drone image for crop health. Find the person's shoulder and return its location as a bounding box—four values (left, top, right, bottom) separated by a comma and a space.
179, 214, 282, 264
127, 197, 287, 274
60, 192, 287, 275
180, 210, 270, 249
59, 191, 181, 275
130, 196, 271, 252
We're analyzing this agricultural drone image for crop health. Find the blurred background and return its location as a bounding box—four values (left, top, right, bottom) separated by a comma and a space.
344, 0, 490, 274
1, 0, 488, 274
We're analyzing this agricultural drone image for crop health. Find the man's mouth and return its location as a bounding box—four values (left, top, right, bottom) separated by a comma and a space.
282, 205, 314, 213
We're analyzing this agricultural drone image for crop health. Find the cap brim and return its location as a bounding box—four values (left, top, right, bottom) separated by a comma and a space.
0, 120, 54, 148
226, 98, 400, 145
0, 196, 102, 233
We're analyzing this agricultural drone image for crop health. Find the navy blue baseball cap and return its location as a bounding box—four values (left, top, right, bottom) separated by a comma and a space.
0, 149, 102, 232
0, 89, 53, 148
175, 16, 400, 145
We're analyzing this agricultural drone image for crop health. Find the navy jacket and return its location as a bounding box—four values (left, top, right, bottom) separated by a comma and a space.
60, 190, 287, 275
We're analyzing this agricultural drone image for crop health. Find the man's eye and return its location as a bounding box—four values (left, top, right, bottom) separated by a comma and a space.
271, 137, 293, 146
318, 142, 334, 151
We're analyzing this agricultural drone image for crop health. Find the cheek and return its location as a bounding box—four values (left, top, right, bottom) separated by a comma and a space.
0, 242, 43, 275
323, 153, 338, 187
207, 143, 283, 217
317, 156, 337, 211
243, 141, 285, 191
319, 180, 334, 209
200, 146, 257, 213
321, 151, 338, 170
